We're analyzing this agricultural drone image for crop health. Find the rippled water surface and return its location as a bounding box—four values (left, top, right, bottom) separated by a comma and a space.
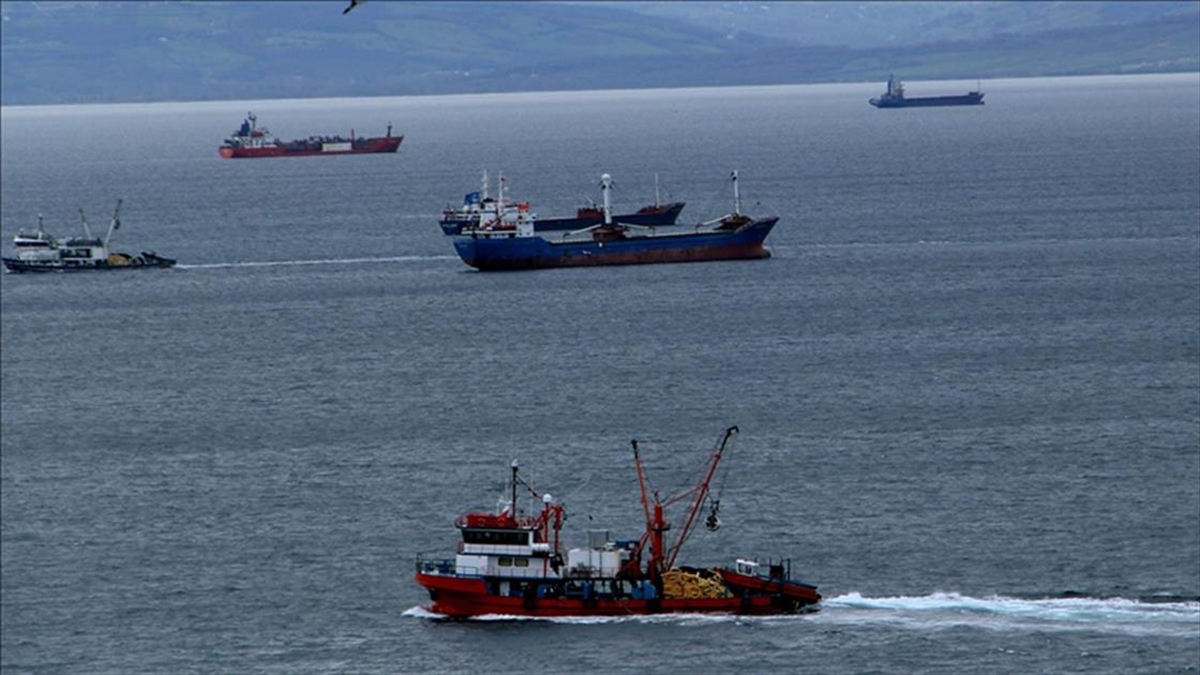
2, 74, 1199, 674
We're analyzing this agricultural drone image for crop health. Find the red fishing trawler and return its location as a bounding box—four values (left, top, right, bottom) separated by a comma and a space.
414, 427, 821, 618
218, 112, 402, 158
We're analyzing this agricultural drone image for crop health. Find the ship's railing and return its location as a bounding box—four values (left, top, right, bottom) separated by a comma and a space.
414, 554, 558, 580
414, 554, 455, 575
727, 556, 823, 587
458, 543, 541, 556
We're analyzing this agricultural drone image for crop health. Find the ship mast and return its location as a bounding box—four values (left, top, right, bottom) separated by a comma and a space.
600, 173, 613, 226
103, 199, 122, 247
731, 170, 742, 216
79, 208, 94, 240
509, 459, 520, 520
632, 438, 668, 583
664, 426, 738, 570
631, 426, 739, 580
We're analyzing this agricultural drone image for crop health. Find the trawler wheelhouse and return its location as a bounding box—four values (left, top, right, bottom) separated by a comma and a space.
14, 233, 55, 249
447, 461, 565, 582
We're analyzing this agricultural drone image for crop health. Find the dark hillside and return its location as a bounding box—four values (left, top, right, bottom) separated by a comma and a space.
1, 0, 1196, 105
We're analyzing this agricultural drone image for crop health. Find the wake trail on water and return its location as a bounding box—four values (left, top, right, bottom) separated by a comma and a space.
177, 255, 456, 269
403, 593, 1200, 636
820, 592, 1200, 636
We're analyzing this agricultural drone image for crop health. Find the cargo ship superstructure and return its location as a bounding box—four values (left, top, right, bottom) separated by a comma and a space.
414, 427, 821, 618
439, 172, 685, 235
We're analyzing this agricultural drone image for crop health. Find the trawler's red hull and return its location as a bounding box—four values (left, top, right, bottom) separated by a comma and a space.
415, 571, 819, 618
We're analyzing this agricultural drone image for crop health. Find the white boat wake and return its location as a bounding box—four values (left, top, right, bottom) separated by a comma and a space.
819, 592, 1200, 637
402, 592, 1200, 636
177, 255, 456, 269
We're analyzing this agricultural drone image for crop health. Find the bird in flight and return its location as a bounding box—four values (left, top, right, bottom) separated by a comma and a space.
343, 0, 364, 14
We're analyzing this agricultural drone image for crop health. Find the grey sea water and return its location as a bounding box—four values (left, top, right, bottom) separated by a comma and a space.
1, 74, 1198, 674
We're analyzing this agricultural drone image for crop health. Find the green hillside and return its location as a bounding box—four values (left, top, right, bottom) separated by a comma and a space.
1, 0, 1197, 105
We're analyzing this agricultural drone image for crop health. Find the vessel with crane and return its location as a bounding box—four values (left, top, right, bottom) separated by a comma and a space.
413, 426, 821, 618
2, 200, 175, 273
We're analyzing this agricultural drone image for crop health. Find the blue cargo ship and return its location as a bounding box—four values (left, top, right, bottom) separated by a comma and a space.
451, 172, 776, 272
869, 75, 984, 108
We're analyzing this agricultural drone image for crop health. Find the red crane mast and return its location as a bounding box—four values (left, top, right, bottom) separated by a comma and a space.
630, 426, 739, 581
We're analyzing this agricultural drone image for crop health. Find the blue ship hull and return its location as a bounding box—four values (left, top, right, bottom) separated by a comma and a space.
870, 92, 984, 108
453, 217, 777, 271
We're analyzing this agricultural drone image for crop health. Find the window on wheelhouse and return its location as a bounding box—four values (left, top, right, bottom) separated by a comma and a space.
461, 529, 532, 546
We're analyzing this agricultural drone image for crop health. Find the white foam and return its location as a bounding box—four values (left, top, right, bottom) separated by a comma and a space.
401, 605, 444, 619
400, 606, 810, 625
401, 593, 1200, 636
819, 592, 1200, 637
177, 255, 455, 269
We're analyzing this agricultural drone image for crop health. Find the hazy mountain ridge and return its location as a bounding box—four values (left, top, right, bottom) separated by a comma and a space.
1, 0, 1197, 105
596, 1, 1200, 47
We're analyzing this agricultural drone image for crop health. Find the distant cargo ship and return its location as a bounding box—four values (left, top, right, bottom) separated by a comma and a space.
439, 172, 686, 235
869, 75, 984, 108
451, 171, 776, 272
218, 113, 403, 158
